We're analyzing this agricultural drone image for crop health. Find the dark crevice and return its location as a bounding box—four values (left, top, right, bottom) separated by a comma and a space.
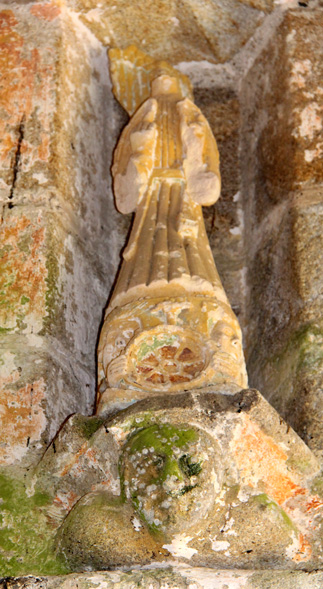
8, 116, 25, 209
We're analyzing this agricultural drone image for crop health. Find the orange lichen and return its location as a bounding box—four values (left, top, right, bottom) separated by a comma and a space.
30, 3, 60, 21
38, 133, 50, 161
232, 417, 305, 505
0, 214, 47, 330
293, 533, 312, 562
0, 9, 54, 184
305, 496, 323, 512
59, 444, 100, 478
53, 491, 78, 512
0, 372, 46, 465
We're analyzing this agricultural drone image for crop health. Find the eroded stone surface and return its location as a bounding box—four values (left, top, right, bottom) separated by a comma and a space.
2, 0, 323, 581
29, 390, 323, 571
0, 4, 59, 206
0, 3, 127, 466
6, 568, 323, 589
240, 7, 323, 459
63, 0, 272, 65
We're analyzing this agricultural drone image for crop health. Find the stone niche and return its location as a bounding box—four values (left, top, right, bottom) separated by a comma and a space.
1, 0, 323, 588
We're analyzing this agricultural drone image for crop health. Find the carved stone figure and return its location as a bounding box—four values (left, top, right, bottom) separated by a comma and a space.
33, 47, 323, 572
96, 45, 247, 417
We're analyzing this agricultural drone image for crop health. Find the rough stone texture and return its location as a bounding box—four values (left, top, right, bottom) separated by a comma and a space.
5, 568, 323, 589
27, 390, 323, 572
65, 0, 272, 65
3, 387, 323, 574
2, 0, 323, 583
198, 88, 245, 319
0, 3, 128, 465
241, 7, 323, 460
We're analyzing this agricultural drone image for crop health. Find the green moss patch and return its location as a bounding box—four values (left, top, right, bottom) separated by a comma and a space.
120, 424, 203, 533
253, 493, 297, 531
124, 424, 198, 484
137, 335, 177, 362
0, 471, 69, 576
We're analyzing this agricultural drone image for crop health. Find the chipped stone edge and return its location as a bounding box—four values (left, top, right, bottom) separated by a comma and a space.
3, 565, 323, 589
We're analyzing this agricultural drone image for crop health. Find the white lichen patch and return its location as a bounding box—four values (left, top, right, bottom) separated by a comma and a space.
170, 16, 180, 26
298, 104, 322, 141
163, 534, 198, 558
131, 516, 142, 531
290, 59, 311, 89
211, 538, 230, 552
237, 486, 251, 503
221, 516, 237, 536
84, 8, 104, 24
304, 143, 323, 163
32, 172, 48, 185
0, 351, 18, 379
109, 425, 129, 444
230, 201, 244, 236
210, 468, 221, 494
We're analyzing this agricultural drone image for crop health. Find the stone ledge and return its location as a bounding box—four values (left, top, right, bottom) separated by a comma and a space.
3, 566, 323, 589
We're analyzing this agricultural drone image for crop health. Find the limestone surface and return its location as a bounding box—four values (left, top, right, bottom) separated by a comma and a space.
97, 46, 247, 418
2, 0, 323, 583
34, 390, 323, 570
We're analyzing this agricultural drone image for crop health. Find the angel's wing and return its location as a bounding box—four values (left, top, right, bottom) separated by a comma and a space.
112, 98, 158, 214
178, 98, 221, 206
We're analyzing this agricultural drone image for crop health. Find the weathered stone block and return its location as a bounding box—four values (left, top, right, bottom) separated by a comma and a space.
241, 7, 323, 224
292, 188, 323, 318
241, 7, 323, 459
0, 3, 60, 205
4, 569, 323, 589
32, 390, 323, 572
283, 10, 323, 186
0, 207, 50, 335
0, 204, 110, 347
65, 0, 272, 65
0, 2, 129, 467
0, 337, 95, 466
0, 198, 126, 464
246, 187, 323, 457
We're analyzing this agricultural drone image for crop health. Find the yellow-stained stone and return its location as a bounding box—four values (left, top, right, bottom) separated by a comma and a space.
63, 0, 272, 64
97, 46, 247, 414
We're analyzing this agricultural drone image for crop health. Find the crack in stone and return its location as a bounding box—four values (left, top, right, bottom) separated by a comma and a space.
8, 116, 25, 209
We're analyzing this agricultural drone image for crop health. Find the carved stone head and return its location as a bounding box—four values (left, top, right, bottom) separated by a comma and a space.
120, 423, 222, 537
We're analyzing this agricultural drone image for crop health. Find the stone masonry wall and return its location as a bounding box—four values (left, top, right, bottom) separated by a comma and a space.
242, 8, 323, 460
0, 3, 128, 467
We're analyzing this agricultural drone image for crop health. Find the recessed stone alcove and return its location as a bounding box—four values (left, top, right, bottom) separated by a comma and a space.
1, 0, 323, 586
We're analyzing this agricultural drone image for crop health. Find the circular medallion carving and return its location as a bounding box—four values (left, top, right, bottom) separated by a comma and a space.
126, 326, 208, 391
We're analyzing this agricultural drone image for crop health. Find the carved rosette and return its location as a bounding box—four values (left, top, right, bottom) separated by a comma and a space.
97, 296, 247, 414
